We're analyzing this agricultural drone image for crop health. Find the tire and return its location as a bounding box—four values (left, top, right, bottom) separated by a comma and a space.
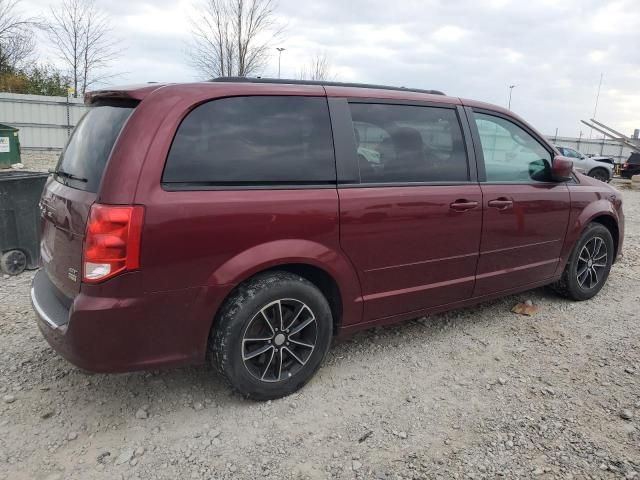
588, 168, 610, 183
551, 223, 614, 301
210, 271, 333, 400
1, 250, 27, 276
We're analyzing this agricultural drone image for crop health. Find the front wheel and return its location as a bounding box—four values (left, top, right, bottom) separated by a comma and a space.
551, 223, 614, 301
210, 271, 333, 400
588, 168, 610, 183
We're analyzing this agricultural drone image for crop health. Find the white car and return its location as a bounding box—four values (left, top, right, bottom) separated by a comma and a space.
555, 146, 613, 182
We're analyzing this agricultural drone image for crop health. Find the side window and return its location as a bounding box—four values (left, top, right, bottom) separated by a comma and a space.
560, 147, 579, 159
474, 113, 552, 183
349, 103, 469, 183
163, 96, 335, 185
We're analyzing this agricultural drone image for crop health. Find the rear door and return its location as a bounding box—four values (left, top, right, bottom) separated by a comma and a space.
141, 95, 341, 293
334, 99, 482, 322
40, 102, 135, 300
468, 109, 571, 296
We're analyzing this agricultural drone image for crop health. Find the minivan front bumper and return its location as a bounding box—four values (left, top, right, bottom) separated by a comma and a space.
31, 269, 211, 372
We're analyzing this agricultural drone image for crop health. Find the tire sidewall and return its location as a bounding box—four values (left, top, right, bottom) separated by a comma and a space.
215, 274, 333, 400
589, 169, 609, 182
565, 224, 614, 300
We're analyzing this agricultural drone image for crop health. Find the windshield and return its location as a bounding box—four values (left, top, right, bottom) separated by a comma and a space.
55, 104, 134, 192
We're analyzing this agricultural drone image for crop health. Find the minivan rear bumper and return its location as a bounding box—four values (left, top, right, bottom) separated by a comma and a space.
31, 269, 71, 331
31, 269, 212, 372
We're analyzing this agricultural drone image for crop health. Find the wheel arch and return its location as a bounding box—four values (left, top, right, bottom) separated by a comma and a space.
556, 199, 621, 277
590, 214, 619, 261
205, 262, 349, 346
206, 239, 362, 332
270, 263, 343, 335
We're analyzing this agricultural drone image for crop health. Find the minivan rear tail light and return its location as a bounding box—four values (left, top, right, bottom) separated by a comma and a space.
83, 204, 144, 283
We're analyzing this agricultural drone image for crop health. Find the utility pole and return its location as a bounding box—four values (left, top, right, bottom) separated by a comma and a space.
593, 73, 603, 119
66, 87, 74, 137
577, 130, 583, 150
276, 47, 286, 78
589, 73, 604, 140
508, 84, 516, 110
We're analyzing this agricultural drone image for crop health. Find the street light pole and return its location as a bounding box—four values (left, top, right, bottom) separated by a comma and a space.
276, 47, 286, 78
589, 73, 604, 140
508, 84, 516, 110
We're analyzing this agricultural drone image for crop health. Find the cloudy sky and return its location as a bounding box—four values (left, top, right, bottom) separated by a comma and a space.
22, 0, 640, 137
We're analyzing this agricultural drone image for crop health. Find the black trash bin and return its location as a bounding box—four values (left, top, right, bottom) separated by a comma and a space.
0, 170, 49, 275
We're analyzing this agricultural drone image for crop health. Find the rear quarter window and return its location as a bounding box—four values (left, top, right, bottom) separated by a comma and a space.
162, 96, 336, 187
55, 104, 134, 192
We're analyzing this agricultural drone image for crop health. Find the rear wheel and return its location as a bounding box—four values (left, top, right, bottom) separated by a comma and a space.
588, 168, 610, 182
551, 223, 614, 301
210, 271, 333, 400
1, 250, 27, 276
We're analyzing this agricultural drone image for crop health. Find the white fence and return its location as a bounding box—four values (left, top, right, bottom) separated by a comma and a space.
0, 91, 637, 164
549, 135, 635, 164
0, 92, 87, 150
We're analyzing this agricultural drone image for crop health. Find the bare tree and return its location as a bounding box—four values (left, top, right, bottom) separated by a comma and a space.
45, 0, 120, 96
189, 0, 283, 78
0, 0, 37, 72
298, 52, 333, 81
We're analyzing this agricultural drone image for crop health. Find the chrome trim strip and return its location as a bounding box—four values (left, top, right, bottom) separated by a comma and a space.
31, 287, 60, 330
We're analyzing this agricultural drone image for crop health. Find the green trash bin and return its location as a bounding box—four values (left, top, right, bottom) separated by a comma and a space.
0, 124, 21, 169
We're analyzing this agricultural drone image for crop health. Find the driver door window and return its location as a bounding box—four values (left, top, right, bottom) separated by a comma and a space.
474, 113, 552, 183
562, 147, 581, 159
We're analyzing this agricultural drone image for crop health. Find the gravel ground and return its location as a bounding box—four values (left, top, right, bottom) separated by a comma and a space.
1, 182, 639, 480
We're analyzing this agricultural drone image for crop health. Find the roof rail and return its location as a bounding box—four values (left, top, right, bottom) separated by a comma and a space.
210, 77, 445, 96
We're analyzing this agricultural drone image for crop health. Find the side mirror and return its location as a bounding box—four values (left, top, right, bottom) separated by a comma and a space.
551, 155, 574, 182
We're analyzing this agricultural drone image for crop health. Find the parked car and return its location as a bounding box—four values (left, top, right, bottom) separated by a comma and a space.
556, 146, 615, 165
32, 78, 625, 400
621, 152, 640, 179
555, 146, 614, 182
585, 154, 615, 165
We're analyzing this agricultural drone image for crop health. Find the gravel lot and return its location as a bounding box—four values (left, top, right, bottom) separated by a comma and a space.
0, 180, 638, 480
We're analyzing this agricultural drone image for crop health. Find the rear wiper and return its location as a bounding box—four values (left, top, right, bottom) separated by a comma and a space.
50, 168, 88, 183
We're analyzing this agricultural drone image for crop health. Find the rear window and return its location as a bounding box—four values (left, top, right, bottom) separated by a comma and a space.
55, 104, 134, 192
162, 96, 335, 186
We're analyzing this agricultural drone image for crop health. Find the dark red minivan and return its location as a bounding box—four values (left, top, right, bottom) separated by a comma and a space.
31, 78, 624, 399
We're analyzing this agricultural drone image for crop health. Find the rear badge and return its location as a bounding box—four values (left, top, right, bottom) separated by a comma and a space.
68, 268, 78, 282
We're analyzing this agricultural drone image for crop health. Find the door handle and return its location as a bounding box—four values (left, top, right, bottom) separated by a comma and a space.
488, 198, 514, 210
450, 200, 479, 212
